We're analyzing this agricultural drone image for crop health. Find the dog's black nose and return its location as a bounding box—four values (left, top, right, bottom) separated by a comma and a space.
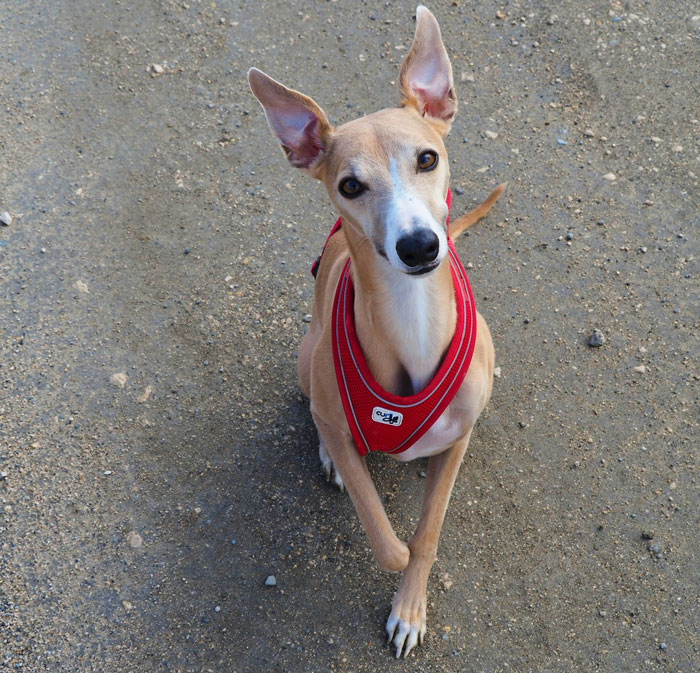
395, 230, 439, 267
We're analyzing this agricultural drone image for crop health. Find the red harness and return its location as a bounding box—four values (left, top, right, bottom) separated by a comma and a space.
314, 191, 477, 457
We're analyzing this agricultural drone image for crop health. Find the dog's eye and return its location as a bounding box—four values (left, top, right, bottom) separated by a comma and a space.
339, 177, 365, 199
418, 150, 438, 172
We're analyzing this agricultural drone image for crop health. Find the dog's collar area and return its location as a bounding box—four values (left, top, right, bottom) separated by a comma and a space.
321, 189, 478, 457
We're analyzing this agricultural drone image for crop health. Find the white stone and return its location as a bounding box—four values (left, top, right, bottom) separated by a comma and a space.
110, 372, 127, 388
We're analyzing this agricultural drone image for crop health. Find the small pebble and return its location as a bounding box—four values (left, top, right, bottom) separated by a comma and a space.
583, 129, 595, 137
440, 572, 453, 590
303, 314, 312, 322
493, 366, 501, 378
496, 10, 505, 19
671, 145, 683, 153
265, 575, 277, 587
484, 130, 498, 140
659, 642, 667, 651
648, 543, 662, 558
454, 186, 464, 195
137, 385, 152, 403
650, 136, 662, 143
602, 173, 616, 181
126, 530, 143, 548
0, 471, 8, 479
418, 470, 426, 478
641, 530, 654, 540
632, 365, 646, 374
122, 600, 134, 611
110, 372, 128, 388
0, 211, 12, 226
588, 329, 606, 347
74, 279, 89, 293
150, 63, 164, 76
556, 138, 568, 146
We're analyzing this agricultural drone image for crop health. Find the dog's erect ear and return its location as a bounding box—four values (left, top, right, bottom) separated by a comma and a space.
248, 68, 332, 175
398, 6, 457, 131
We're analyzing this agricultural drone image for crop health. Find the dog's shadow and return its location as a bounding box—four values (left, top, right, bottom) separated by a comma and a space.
129, 356, 442, 668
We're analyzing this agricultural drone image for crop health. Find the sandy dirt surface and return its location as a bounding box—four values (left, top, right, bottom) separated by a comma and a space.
1, 1, 698, 671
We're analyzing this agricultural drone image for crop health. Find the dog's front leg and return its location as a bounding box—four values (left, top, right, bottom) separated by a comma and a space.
312, 413, 410, 573
386, 431, 472, 658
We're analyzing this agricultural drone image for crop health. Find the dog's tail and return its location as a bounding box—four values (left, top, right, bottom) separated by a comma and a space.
449, 183, 507, 240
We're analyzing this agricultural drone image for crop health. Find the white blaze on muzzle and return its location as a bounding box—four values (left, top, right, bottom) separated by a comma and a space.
384, 157, 447, 272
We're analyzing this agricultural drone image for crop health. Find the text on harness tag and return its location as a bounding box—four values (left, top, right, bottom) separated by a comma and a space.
372, 407, 403, 426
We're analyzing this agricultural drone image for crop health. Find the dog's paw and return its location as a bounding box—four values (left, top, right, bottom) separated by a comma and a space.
385, 589, 426, 658
319, 438, 344, 491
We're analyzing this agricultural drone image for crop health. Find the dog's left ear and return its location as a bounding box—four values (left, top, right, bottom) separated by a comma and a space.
248, 68, 333, 176
398, 6, 457, 133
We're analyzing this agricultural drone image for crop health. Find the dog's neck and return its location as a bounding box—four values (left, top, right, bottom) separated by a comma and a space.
343, 222, 456, 397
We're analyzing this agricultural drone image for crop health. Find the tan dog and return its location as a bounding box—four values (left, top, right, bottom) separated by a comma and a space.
249, 5, 504, 658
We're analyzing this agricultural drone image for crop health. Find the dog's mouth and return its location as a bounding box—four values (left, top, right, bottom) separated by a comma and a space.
406, 262, 440, 276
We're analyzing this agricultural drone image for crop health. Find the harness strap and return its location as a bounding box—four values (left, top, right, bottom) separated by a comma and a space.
320, 189, 478, 456
311, 217, 342, 278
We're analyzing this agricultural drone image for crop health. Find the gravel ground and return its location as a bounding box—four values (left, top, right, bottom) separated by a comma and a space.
1, 1, 698, 671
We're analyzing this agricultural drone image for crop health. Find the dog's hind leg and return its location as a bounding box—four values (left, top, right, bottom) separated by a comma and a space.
318, 430, 344, 491
297, 328, 316, 398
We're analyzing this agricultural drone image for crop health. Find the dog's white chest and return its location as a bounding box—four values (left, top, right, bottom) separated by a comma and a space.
389, 407, 464, 462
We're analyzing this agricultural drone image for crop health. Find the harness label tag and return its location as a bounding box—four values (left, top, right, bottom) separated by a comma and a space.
372, 406, 403, 427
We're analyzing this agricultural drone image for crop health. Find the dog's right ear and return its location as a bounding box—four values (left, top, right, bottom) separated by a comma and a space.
248, 68, 332, 176
398, 6, 457, 133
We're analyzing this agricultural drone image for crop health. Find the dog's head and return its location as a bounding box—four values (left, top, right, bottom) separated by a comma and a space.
248, 5, 457, 276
